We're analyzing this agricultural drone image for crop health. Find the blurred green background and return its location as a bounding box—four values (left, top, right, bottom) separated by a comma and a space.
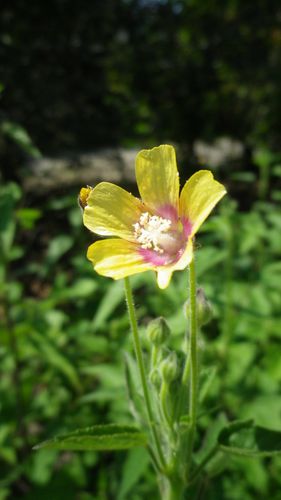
0, 1, 281, 498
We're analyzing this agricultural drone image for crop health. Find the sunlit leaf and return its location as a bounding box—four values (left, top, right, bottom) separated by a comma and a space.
34, 424, 147, 451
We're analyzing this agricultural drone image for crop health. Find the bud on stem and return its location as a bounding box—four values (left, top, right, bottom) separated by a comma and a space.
184, 288, 213, 327
146, 317, 170, 346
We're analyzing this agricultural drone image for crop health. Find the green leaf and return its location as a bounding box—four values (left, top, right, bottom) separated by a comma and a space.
196, 247, 226, 277
30, 332, 81, 392
92, 280, 124, 328
1, 120, 41, 158
81, 363, 124, 387
124, 353, 144, 423
272, 190, 281, 202
117, 447, 150, 499
0, 183, 21, 257
273, 164, 281, 177
92, 274, 146, 329
0, 183, 21, 232
218, 419, 281, 457
16, 208, 41, 229
199, 366, 217, 404
64, 278, 98, 300
195, 413, 228, 478
34, 424, 147, 451
46, 235, 73, 264
231, 171, 256, 182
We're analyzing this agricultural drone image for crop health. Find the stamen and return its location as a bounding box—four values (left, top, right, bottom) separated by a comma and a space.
133, 212, 172, 253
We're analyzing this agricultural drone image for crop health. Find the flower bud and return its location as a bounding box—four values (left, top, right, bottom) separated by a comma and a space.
149, 368, 161, 387
184, 288, 213, 327
160, 352, 178, 383
146, 317, 170, 346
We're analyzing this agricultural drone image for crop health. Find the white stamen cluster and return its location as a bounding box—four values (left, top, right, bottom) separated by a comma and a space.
133, 212, 171, 253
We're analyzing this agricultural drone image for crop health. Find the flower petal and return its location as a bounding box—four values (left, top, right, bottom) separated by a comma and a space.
135, 145, 180, 215
156, 238, 193, 289
87, 239, 154, 279
83, 182, 144, 241
169, 238, 193, 271
179, 171, 226, 236
157, 270, 173, 289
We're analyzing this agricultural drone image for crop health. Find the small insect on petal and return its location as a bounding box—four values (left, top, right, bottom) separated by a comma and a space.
78, 186, 93, 210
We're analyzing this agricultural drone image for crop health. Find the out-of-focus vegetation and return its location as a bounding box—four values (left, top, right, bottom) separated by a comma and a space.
1, 0, 281, 175
1, 0, 281, 498
1, 171, 281, 499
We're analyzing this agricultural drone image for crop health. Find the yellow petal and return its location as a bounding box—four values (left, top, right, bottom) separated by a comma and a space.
170, 238, 194, 271
135, 145, 179, 215
157, 270, 173, 289
83, 182, 144, 241
156, 238, 193, 289
179, 171, 226, 236
87, 239, 153, 279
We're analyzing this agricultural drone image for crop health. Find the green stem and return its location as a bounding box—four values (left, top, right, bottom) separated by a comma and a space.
189, 445, 219, 486
124, 277, 166, 470
176, 331, 190, 421
151, 344, 159, 370
160, 381, 173, 429
162, 477, 185, 500
182, 344, 190, 385
186, 257, 198, 475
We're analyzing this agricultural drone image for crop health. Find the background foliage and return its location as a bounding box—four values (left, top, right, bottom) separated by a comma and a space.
1, 0, 281, 175
0, 0, 281, 498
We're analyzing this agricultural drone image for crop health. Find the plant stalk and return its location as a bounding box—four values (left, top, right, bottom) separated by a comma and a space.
124, 277, 166, 470
186, 256, 198, 476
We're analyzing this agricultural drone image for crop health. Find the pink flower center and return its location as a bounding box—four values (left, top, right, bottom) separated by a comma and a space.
133, 212, 185, 263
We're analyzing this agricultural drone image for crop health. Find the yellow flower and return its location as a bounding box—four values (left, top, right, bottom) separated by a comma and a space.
80, 145, 226, 289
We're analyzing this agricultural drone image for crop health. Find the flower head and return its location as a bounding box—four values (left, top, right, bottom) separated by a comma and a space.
80, 145, 226, 288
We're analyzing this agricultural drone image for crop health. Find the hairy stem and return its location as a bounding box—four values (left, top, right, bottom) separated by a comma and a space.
160, 381, 173, 429
124, 277, 166, 469
186, 257, 198, 476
